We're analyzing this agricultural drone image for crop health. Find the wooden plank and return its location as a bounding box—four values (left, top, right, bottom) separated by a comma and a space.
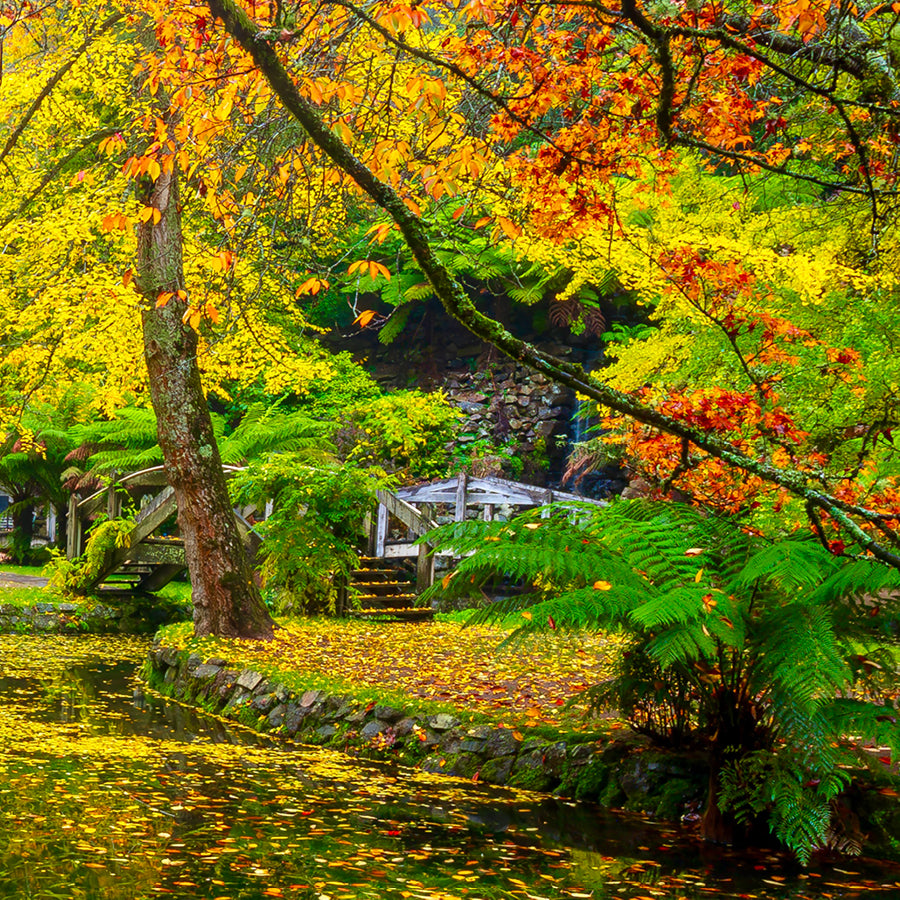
484, 504, 493, 522
454, 471, 468, 522
382, 542, 418, 558
375, 490, 439, 532
125, 542, 187, 566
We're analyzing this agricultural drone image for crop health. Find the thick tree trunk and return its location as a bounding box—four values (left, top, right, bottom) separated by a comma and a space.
136, 167, 274, 640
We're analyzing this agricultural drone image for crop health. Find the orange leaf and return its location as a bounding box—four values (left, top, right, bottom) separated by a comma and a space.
521, 610, 532, 620
497, 216, 521, 240
353, 309, 378, 327
594, 580, 612, 591
156, 291, 173, 308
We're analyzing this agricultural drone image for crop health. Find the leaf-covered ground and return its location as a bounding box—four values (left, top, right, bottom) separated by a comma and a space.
164, 618, 627, 730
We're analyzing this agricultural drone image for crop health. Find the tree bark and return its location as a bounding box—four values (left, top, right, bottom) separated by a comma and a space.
136, 167, 274, 640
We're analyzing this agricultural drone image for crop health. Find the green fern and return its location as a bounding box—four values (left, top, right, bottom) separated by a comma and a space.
423, 497, 900, 862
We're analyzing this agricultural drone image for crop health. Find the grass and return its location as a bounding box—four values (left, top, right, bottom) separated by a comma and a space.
158, 615, 626, 734
0, 563, 48, 578
0, 584, 51, 608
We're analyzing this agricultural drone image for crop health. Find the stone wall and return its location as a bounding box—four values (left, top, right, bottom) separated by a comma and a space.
145, 643, 708, 821
444, 361, 573, 485
0, 597, 189, 634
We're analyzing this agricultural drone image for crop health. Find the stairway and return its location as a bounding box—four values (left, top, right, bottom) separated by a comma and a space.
96, 538, 187, 593
349, 556, 433, 622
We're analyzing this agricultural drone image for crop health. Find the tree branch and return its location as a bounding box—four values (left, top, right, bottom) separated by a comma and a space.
204, 0, 900, 568
0, 12, 122, 171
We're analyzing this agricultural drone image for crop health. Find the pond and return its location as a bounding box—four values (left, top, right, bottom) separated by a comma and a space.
1, 635, 899, 900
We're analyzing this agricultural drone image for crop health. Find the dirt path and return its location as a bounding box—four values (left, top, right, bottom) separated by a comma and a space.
0, 571, 48, 588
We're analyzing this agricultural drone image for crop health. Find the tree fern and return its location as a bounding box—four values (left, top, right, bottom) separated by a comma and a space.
423, 496, 900, 862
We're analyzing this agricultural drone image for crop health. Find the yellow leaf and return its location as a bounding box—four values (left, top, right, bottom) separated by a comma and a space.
473, 216, 491, 229
695, 568, 704, 583
521, 610, 533, 620
594, 580, 612, 591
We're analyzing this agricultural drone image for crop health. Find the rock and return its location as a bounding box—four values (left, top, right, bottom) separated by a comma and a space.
315, 724, 338, 741
58, 603, 77, 613
300, 691, 322, 709
373, 705, 404, 723
192, 664, 222, 680
253, 679, 272, 695
268, 704, 286, 728
394, 717, 419, 738
483, 728, 521, 759
511, 750, 556, 791
223, 688, 249, 712
570, 742, 597, 761
236, 670, 264, 692
541, 742, 568, 777
450, 753, 482, 779
439, 732, 463, 754
206, 657, 228, 667
160, 647, 180, 668
185, 653, 203, 672
459, 739, 486, 753
282, 705, 305, 734
346, 709, 369, 725
251, 694, 276, 714
480, 755, 515, 785
466, 725, 492, 739
360, 720, 390, 739
428, 713, 459, 731
212, 671, 238, 701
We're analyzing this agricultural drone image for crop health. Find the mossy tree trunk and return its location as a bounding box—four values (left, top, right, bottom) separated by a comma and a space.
135, 168, 274, 640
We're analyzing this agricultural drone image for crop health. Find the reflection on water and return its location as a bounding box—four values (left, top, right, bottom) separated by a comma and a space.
0, 635, 899, 899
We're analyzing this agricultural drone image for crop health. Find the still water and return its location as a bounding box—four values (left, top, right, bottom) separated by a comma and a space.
1, 635, 899, 900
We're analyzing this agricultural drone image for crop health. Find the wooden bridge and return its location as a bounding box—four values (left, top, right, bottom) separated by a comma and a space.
67, 467, 601, 618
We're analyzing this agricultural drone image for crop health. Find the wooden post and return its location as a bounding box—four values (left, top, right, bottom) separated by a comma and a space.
483, 504, 493, 522
107, 475, 121, 521
454, 471, 468, 522
46, 504, 57, 544
67, 494, 81, 560
375, 502, 388, 558
416, 503, 435, 591
541, 489, 552, 518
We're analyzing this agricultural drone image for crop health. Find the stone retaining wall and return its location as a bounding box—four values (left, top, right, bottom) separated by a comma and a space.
145, 643, 708, 821
0, 597, 189, 634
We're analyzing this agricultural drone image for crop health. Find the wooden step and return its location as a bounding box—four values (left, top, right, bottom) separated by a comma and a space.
350, 607, 433, 622
357, 594, 418, 607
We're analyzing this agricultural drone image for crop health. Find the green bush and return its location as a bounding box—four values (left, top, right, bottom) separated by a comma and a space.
231, 455, 383, 615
